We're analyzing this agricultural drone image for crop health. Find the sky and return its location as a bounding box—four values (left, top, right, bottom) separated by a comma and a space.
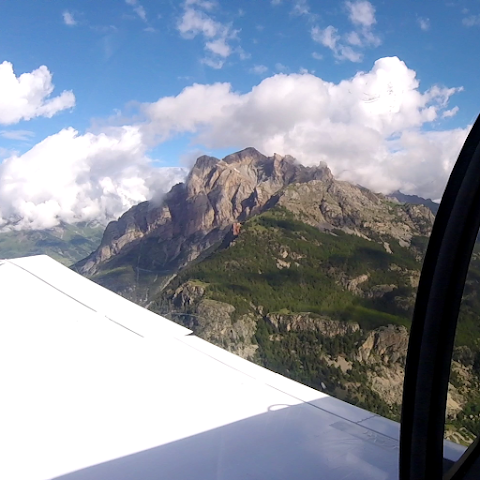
1, 0, 480, 230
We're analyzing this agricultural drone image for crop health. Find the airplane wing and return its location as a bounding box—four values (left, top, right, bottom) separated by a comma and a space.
0, 255, 465, 480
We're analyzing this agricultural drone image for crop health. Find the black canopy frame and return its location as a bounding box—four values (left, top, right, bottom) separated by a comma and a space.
401, 114, 480, 480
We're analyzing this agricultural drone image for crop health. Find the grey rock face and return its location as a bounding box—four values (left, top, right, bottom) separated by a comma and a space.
195, 300, 258, 359
356, 325, 409, 365
76, 148, 333, 276
276, 179, 434, 245
171, 281, 206, 310
266, 313, 360, 337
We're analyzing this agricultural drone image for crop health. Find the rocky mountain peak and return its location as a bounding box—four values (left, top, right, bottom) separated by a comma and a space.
222, 146, 267, 165
184, 148, 332, 205
192, 154, 219, 172
75, 147, 434, 305
77, 148, 332, 277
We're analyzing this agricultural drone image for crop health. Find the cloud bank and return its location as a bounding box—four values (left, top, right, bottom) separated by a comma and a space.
141, 56, 464, 200
0, 127, 186, 230
0, 62, 186, 230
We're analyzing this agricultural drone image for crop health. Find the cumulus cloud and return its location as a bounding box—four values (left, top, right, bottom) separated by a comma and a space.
0, 127, 186, 230
177, 0, 242, 68
0, 62, 75, 125
346, 1, 376, 27
312, 0, 380, 62
63, 11, 77, 26
140, 56, 463, 200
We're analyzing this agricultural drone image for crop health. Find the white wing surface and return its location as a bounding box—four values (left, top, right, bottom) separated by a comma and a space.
0, 256, 465, 480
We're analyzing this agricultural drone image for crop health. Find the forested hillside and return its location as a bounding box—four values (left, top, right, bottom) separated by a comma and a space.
152, 206, 480, 444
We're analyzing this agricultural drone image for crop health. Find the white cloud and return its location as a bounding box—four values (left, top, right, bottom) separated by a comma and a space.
0, 147, 17, 159
0, 130, 35, 141
312, 1, 380, 62
0, 127, 187, 230
463, 15, 480, 27
125, 0, 147, 22
312, 52, 323, 60
177, 8, 219, 38
346, 31, 362, 46
185, 0, 216, 10
418, 17, 430, 31
250, 65, 268, 75
63, 11, 77, 26
442, 106, 459, 118
201, 57, 225, 69
237, 47, 250, 60
177, 0, 242, 68
140, 82, 241, 143
140, 56, 464, 200
135, 6, 147, 22
346, 1, 376, 27
0, 62, 75, 125
312, 25, 363, 62
275, 63, 288, 71
270, 0, 312, 16
292, 0, 310, 16
312, 25, 339, 50
205, 37, 231, 57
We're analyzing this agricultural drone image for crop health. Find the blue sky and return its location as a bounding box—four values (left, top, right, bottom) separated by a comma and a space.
0, 0, 479, 229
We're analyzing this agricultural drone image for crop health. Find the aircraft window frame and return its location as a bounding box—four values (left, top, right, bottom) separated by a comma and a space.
400, 114, 480, 480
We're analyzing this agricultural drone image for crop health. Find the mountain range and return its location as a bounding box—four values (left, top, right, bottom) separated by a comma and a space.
0, 222, 104, 266
75, 148, 434, 305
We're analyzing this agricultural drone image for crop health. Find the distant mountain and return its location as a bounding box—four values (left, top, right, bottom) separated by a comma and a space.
387, 190, 439, 215
0, 222, 104, 266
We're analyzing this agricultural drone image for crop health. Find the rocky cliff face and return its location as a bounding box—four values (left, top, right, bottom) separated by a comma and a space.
276, 180, 434, 246
76, 148, 333, 279
266, 312, 360, 337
